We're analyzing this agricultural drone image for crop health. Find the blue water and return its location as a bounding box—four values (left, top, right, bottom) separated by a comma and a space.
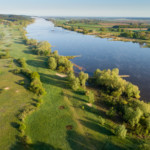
26, 18, 150, 101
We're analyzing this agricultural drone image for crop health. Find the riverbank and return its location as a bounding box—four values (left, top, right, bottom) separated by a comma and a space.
50, 19, 150, 48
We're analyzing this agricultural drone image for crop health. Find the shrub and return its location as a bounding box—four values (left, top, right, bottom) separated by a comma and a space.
29, 78, 46, 96
36, 41, 51, 56
48, 57, 57, 70
68, 71, 75, 81
70, 77, 80, 91
37, 99, 43, 104
12, 68, 46, 96
17, 58, 26, 68
86, 90, 95, 104
19, 81, 25, 85
79, 71, 89, 88
123, 107, 143, 127
114, 125, 127, 138
35, 103, 41, 108
20, 135, 32, 147
54, 56, 73, 73
19, 123, 26, 132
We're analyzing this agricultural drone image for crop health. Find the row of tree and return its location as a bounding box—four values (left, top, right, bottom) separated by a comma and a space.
120, 31, 150, 40
25, 38, 52, 56
91, 68, 150, 135
13, 68, 46, 96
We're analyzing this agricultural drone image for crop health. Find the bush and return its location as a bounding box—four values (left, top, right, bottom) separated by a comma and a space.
36, 41, 51, 56
114, 125, 127, 138
86, 90, 95, 104
20, 135, 32, 147
19, 123, 26, 132
17, 58, 27, 68
79, 71, 89, 88
37, 99, 43, 104
48, 57, 57, 70
35, 103, 41, 108
12, 68, 46, 96
18, 106, 35, 121
123, 107, 143, 127
70, 77, 80, 91
29, 78, 46, 96
19, 81, 25, 85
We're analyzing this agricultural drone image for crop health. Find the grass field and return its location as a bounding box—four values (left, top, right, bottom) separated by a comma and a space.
0, 23, 149, 150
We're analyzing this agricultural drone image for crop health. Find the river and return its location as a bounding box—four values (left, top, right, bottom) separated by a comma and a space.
26, 18, 150, 102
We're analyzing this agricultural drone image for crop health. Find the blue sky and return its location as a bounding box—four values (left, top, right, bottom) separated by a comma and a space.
0, 0, 149, 17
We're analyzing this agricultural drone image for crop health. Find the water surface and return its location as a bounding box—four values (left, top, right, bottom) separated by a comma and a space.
26, 18, 150, 101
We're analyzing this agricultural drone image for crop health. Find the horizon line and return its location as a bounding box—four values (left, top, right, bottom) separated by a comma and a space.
0, 13, 150, 18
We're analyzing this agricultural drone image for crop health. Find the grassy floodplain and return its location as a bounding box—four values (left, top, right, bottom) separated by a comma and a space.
49, 18, 150, 47
0, 18, 150, 150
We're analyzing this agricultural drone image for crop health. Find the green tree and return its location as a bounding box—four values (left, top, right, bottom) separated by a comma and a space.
37, 41, 51, 56
48, 57, 57, 70
71, 77, 80, 91
79, 71, 89, 88
114, 125, 127, 138
124, 107, 143, 127
86, 90, 95, 104
53, 50, 59, 56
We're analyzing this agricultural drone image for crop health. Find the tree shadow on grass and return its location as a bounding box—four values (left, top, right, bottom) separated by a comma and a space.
11, 122, 20, 131
62, 92, 87, 103
80, 118, 113, 136
13, 59, 20, 67
23, 50, 35, 55
26, 59, 47, 69
66, 130, 126, 150
39, 73, 69, 89
82, 104, 102, 116
10, 140, 62, 150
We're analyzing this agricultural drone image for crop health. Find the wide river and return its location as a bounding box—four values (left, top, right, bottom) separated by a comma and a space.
26, 18, 150, 102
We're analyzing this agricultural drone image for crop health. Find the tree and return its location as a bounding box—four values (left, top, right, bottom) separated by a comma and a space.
68, 71, 75, 81
37, 41, 51, 56
86, 90, 95, 104
124, 83, 140, 99
71, 77, 80, 91
53, 50, 59, 56
114, 125, 127, 138
48, 57, 57, 70
123, 107, 143, 127
79, 71, 89, 88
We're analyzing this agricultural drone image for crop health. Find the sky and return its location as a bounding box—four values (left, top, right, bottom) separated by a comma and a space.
0, 0, 150, 17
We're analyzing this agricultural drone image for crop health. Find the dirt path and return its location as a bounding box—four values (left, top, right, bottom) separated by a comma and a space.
56, 73, 67, 78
